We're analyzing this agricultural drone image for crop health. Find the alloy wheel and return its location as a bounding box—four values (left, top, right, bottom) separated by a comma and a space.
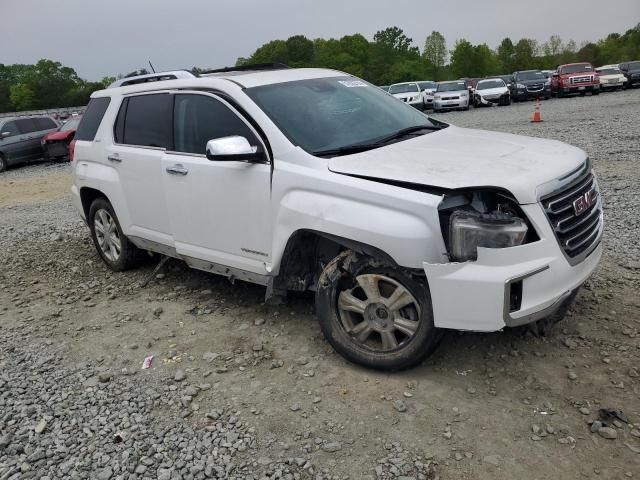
94, 208, 122, 262
337, 274, 421, 352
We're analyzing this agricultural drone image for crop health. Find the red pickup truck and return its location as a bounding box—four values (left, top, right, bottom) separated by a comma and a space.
551, 63, 600, 97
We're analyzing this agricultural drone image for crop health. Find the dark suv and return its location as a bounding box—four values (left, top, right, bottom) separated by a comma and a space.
619, 61, 640, 87
511, 70, 552, 101
0, 115, 59, 172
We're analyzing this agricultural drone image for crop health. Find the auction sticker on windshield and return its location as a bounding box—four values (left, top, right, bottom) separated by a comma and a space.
338, 80, 368, 88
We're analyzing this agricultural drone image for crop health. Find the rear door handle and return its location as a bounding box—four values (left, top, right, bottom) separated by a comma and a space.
166, 164, 188, 176
107, 154, 122, 163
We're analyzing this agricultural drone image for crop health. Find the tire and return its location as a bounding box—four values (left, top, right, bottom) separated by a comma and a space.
316, 251, 441, 370
88, 197, 140, 271
592, 90, 600, 96
0, 153, 6, 173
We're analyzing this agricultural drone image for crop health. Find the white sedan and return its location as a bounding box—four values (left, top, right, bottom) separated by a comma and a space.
473, 78, 511, 107
595, 65, 627, 91
388, 82, 426, 110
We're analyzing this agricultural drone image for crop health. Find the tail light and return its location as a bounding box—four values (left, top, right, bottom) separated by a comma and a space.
69, 139, 77, 162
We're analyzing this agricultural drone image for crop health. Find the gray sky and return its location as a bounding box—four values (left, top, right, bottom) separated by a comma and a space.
1, 0, 638, 80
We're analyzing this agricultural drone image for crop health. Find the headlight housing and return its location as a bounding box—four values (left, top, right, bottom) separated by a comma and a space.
449, 211, 528, 262
517, 83, 525, 89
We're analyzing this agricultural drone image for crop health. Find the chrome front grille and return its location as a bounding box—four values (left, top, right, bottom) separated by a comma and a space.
570, 75, 593, 84
541, 171, 602, 261
526, 83, 544, 92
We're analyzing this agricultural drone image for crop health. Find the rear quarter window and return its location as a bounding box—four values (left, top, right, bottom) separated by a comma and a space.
34, 117, 57, 131
75, 97, 111, 141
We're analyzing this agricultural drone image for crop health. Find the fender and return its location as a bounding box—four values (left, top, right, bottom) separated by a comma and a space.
269, 162, 449, 275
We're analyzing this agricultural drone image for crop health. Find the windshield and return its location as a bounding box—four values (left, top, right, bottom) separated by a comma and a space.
60, 118, 80, 131
626, 61, 640, 70
560, 64, 593, 75
389, 83, 419, 94
418, 81, 436, 91
246, 77, 439, 155
477, 79, 505, 90
597, 68, 621, 75
437, 81, 466, 92
516, 71, 546, 81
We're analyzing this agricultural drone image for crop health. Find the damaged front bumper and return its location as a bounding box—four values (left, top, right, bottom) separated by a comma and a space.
423, 204, 603, 332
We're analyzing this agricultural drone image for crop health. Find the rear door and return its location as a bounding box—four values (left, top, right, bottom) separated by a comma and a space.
15, 118, 44, 161
109, 92, 174, 247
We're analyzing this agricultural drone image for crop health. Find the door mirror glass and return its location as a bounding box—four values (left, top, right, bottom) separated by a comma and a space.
1, 131, 12, 138
206, 136, 264, 162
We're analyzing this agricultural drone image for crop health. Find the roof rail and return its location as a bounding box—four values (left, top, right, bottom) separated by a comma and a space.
199, 63, 290, 75
108, 70, 196, 89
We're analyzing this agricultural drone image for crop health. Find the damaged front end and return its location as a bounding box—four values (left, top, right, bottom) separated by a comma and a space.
423, 188, 601, 332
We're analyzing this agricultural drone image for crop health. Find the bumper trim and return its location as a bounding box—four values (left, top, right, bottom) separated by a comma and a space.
503, 265, 573, 328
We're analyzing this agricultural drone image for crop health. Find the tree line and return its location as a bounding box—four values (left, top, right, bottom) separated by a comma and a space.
239, 23, 640, 84
1, 24, 638, 113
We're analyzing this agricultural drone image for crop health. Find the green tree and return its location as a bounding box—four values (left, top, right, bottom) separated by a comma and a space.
286, 35, 315, 66
497, 38, 515, 73
373, 27, 418, 55
246, 40, 289, 65
423, 31, 447, 80
512, 39, 538, 71
449, 39, 475, 78
10, 83, 35, 111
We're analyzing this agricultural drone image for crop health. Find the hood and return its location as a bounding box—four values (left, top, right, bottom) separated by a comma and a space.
391, 92, 420, 100
327, 125, 587, 204
44, 130, 74, 141
477, 87, 507, 96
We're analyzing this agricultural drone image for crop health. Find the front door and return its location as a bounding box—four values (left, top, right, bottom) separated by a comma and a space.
161, 92, 272, 275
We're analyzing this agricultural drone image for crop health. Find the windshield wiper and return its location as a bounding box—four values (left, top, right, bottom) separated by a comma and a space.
312, 124, 445, 158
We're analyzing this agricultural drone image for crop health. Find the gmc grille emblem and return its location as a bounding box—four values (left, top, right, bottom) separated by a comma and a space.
573, 190, 596, 216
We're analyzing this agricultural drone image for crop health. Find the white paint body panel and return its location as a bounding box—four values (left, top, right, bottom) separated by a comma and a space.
71, 68, 602, 333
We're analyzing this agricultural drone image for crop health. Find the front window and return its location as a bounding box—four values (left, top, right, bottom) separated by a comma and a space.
516, 71, 546, 81
560, 64, 593, 75
476, 79, 505, 90
246, 76, 442, 156
388, 83, 420, 94
418, 81, 437, 91
437, 82, 466, 92
597, 68, 621, 76
60, 118, 81, 132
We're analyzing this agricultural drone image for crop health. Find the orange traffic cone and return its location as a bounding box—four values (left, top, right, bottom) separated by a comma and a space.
531, 98, 543, 123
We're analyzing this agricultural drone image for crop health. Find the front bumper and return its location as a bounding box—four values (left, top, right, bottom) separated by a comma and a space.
433, 98, 468, 110
561, 84, 600, 93
514, 86, 551, 99
423, 203, 602, 332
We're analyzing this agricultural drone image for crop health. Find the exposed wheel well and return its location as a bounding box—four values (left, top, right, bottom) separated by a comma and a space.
271, 230, 397, 295
80, 187, 108, 220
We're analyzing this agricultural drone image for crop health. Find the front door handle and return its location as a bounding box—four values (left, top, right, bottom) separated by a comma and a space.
166, 164, 189, 176
107, 154, 122, 163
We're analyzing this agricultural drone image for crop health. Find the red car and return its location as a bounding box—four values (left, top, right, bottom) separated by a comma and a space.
41, 117, 81, 162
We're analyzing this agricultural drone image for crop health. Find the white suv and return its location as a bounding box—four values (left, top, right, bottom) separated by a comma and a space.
71, 66, 603, 370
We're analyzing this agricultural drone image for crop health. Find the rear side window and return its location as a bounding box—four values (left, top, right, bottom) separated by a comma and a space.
173, 94, 256, 155
15, 118, 38, 134
76, 97, 111, 141
121, 94, 172, 149
34, 117, 57, 131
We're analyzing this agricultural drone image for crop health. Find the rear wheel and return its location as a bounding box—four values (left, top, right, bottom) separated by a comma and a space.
316, 251, 441, 370
592, 90, 600, 96
89, 197, 140, 271
0, 153, 6, 173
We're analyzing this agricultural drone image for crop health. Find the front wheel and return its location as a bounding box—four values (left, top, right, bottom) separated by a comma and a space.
89, 197, 141, 271
316, 251, 441, 370
0, 154, 6, 173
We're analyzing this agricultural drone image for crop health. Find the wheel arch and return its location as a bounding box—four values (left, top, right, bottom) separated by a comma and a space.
79, 186, 109, 220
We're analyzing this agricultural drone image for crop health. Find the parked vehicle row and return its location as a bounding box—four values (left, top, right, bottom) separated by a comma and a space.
0, 114, 81, 171
383, 59, 639, 115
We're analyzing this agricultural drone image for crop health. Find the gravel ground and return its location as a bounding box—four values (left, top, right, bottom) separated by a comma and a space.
1, 90, 639, 480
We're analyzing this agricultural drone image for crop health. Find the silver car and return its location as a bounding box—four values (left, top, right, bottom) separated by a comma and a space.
433, 81, 471, 112
0, 115, 59, 172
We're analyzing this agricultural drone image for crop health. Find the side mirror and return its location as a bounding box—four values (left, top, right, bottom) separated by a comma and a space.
205, 136, 266, 163
1, 131, 11, 138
